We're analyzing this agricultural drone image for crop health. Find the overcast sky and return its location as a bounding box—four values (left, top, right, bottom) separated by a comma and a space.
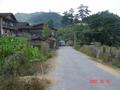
0, 0, 120, 15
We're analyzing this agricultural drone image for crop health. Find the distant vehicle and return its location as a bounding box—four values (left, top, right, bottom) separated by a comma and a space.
59, 40, 65, 46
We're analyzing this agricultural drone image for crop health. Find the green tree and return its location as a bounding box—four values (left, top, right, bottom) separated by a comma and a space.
62, 8, 74, 26
43, 24, 49, 37
77, 4, 91, 22
74, 14, 79, 24
84, 10, 120, 46
47, 19, 54, 27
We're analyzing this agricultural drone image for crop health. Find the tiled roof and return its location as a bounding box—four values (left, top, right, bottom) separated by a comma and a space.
0, 13, 17, 22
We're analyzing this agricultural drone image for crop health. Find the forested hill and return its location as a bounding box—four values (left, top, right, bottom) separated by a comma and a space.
15, 12, 62, 28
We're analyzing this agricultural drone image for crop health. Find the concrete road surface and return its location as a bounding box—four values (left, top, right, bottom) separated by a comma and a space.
50, 46, 120, 90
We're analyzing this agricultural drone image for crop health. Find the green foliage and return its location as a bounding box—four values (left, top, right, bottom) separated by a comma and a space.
83, 10, 120, 46
58, 24, 90, 43
77, 4, 91, 21
39, 41, 53, 61
61, 4, 91, 26
0, 52, 34, 77
112, 59, 120, 68
42, 24, 50, 38
0, 37, 51, 74
61, 9, 120, 46
0, 36, 41, 76
47, 19, 54, 27
24, 47, 40, 61
62, 8, 74, 26
84, 11, 120, 30
77, 45, 96, 57
0, 37, 54, 90
42, 25, 49, 37
0, 36, 27, 66
0, 36, 42, 66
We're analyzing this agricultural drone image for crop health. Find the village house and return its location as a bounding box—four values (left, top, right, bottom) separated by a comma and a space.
0, 13, 18, 36
31, 24, 57, 47
18, 23, 45, 46
0, 13, 57, 48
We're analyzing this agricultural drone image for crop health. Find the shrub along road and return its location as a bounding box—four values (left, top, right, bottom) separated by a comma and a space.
50, 46, 120, 90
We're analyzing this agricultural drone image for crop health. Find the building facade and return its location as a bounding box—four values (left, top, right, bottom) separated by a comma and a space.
0, 13, 18, 36
0, 13, 58, 48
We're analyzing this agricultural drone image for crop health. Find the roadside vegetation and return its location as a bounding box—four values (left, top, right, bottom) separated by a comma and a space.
59, 4, 120, 68
0, 36, 55, 90
75, 45, 120, 68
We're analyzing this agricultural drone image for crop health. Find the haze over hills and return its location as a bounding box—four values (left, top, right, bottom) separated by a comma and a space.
15, 12, 62, 28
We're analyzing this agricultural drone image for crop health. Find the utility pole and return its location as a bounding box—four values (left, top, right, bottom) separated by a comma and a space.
74, 32, 76, 46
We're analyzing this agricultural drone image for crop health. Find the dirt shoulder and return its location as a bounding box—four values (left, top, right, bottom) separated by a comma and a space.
88, 57, 120, 77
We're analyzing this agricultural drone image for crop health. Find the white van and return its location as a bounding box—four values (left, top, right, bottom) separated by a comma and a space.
59, 40, 65, 46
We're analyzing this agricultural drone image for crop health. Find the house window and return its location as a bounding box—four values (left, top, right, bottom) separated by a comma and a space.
2, 20, 6, 26
9, 23, 14, 26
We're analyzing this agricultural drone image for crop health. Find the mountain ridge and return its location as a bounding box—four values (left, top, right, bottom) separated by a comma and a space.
15, 12, 62, 28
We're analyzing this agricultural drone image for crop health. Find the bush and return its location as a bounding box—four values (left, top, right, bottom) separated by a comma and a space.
0, 77, 51, 90
0, 37, 53, 90
0, 52, 35, 77
24, 46, 41, 61
112, 59, 120, 68
0, 77, 22, 90
22, 77, 51, 90
39, 41, 53, 61
0, 37, 42, 77
78, 45, 96, 57
0, 36, 27, 67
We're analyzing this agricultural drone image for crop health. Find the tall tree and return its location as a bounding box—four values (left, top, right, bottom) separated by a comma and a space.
77, 4, 91, 22
62, 8, 74, 26
73, 14, 79, 24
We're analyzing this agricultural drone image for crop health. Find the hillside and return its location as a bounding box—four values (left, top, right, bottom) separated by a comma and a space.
15, 12, 62, 28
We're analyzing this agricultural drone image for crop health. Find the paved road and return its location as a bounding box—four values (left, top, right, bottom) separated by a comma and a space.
50, 46, 120, 90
